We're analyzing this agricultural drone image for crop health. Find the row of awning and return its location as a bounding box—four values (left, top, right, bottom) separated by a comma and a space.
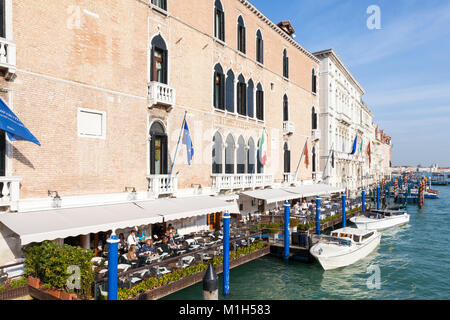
241, 184, 345, 204
0, 196, 239, 246
0, 184, 343, 246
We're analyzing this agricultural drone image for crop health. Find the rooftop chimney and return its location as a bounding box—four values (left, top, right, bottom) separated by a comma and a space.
277, 20, 295, 37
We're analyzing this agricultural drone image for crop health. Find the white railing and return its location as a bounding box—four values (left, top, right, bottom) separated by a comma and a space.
283, 121, 295, 135
0, 38, 16, 79
147, 175, 178, 197
312, 129, 321, 141
0, 177, 22, 212
283, 173, 296, 184
211, 174, 273, 190
148, 81, 176, 109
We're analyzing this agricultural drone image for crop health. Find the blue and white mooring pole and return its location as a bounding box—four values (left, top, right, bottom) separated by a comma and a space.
284, 201, 290, 259
342, 193, 347, 228
362, 189, 366, 212
316, 196, 321, 235
107, 233, 120, 300
223, 212, 230, 296
377, 185, 381, 210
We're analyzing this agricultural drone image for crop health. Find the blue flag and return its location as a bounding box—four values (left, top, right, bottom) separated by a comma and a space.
182, 119, 194, 165
0, 98, 41, 146
350, 135, 357, 155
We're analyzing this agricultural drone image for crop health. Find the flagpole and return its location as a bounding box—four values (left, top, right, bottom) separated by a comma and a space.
166, 112, 187, 189
294, 139, 308, 181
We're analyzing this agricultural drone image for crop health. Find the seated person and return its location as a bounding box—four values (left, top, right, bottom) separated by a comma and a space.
165, 224, 177, 244
127, 230, 139, 250
127, 245, 139, 263
159, 236, 173, 255
139, 239, 156, 255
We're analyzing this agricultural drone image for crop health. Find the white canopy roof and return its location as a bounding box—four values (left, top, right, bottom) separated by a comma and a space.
240, 184, 344, 204
0, 196, 238, 245
135, 196, 240, 221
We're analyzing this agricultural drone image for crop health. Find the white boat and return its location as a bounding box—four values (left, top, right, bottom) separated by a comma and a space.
350, 209, 410, 231
310, 227, 381, 270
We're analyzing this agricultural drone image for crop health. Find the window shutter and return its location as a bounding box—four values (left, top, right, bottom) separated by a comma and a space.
243, 28, 246, 54
261, 39, 264, 64
150, 47, 155, 82
162, 135, 168, 174
221, 11, 225, 41
286, 57, 289, 78
213, 72, 217, 108
163, 50, 168, 84
261, 92, 264, 120
220, 73, 225, 110
150, 136, 156, 174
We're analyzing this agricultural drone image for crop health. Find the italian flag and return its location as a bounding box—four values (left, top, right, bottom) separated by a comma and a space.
258, 130, 267, 165
360, 137, 363, 153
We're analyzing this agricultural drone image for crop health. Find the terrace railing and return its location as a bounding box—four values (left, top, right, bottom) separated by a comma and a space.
211, 174, 273, 191
147, 174, 178, 197
0, 177, 22, 212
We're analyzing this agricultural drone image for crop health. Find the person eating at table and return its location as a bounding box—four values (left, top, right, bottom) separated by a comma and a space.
139, 239, 156, 255
160, 236, 173, 255
127, 245, 139, 263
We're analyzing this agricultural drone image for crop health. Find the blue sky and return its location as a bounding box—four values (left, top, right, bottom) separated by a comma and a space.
252, 0, 450, 167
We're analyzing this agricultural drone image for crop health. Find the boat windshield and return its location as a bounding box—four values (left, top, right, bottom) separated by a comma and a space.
319, 236, 351, 247
362, 232, 374, 241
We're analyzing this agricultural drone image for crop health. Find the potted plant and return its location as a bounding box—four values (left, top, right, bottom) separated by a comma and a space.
289, 218, 299, 233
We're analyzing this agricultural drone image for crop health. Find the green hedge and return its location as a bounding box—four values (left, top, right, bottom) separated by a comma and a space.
117, 241, 267, 300
23, 241, 94, 299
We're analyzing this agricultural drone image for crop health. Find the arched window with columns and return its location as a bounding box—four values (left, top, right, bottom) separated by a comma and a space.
225, 134, 235, 174
226, 70, 235, 113
212, 132, 223, 174
248, 138, 256, 174
237, 136, 246, 174
213, 63, 225, 110
247, 79, 254, 118
257, 139, 264, 174
237, 74, 246, 116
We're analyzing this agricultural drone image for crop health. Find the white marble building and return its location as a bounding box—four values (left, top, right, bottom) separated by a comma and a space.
313, 49, 376, 191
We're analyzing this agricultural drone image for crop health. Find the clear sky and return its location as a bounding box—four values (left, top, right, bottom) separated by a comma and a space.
251, 0, 450, 167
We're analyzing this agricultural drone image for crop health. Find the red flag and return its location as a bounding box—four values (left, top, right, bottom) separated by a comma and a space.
366, 142, 371, 168
304, 143, 309, 169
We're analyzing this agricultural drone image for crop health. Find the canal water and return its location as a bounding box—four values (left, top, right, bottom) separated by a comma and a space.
164, 186, 450, 300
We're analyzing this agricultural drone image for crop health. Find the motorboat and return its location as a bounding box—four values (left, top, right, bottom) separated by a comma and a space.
310, 227, 381, 270
350, 209, 410, 231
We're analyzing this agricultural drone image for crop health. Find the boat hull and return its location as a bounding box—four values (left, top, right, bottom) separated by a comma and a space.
350, 214, 410, 231
310, 234, 381, 271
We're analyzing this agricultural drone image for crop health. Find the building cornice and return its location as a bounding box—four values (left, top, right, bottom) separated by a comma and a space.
313, 48, 365, 95
241, 0, 320, 64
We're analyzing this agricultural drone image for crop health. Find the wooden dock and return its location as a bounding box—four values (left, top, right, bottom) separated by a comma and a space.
269, 210, 363, 262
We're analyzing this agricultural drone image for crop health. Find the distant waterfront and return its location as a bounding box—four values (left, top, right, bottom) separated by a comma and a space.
164, 186, 450, 300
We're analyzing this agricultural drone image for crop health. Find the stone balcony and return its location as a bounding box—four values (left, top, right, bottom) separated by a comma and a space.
0, 38, 16, 80
148, 81, 176, 110
0, 177, 22, 212
211, 174, 273, 191
283, 173, 296, 185
283, 121, 295, 135
147, 174, 178, 197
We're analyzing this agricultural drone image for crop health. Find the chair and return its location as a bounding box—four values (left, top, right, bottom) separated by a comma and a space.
117, 264, 131, 273
181, 256, 195, 268
133, 269, 150, 279
91, 257, 103, 265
